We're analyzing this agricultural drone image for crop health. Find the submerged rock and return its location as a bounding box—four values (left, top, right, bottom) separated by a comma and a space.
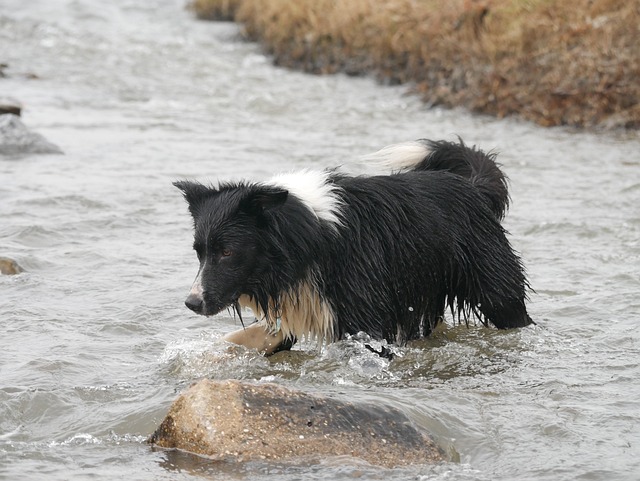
149, 379, 444, 467
0, 257, 23, 275
0, 114, 63, 155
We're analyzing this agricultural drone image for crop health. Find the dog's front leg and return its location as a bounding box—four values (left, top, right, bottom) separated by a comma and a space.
222, 322, 289, 355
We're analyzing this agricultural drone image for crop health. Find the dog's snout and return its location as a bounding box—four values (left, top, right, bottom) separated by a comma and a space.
185, 293, 204, 313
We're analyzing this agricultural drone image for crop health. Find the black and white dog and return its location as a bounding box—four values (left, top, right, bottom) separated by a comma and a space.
175, 139, 532, 354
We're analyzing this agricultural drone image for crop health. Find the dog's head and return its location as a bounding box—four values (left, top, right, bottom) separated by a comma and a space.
174, 180, 288, 316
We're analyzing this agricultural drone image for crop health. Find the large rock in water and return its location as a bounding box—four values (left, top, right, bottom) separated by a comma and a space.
0, 114, 63, 155
149, 379, 444, 467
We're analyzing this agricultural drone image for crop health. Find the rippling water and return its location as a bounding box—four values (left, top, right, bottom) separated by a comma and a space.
1, 1, 639, 480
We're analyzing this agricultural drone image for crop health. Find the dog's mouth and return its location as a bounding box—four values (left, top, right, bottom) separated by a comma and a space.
184, 294, 230, 317
185, 292, 243, 322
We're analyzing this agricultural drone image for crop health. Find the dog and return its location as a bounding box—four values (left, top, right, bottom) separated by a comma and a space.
175, 138, 532, 354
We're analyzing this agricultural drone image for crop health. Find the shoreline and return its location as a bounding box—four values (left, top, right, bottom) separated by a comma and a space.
190, 0, 640, 131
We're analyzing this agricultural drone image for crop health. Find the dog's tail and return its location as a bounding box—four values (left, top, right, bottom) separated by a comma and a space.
363, 138, 510, 219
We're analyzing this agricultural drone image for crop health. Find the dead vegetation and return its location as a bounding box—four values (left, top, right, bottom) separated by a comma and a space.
190, 0, 640, 129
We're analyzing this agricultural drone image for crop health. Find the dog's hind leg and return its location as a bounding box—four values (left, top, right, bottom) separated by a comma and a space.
222, 322, 294, 355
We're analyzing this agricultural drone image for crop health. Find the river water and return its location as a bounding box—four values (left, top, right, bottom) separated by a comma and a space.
1, 1, 639, 479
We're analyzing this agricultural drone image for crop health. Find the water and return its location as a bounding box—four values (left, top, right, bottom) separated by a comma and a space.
1, 0, 639, 479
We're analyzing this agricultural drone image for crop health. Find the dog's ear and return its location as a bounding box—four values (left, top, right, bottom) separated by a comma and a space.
174, 180, 216, 217
241, 187, 288, 216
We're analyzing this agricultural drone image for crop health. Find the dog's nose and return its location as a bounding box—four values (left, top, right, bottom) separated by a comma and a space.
185, 293, 203, 313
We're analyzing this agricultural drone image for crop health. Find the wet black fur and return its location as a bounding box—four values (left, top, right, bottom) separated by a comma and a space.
175, 139, 532, 345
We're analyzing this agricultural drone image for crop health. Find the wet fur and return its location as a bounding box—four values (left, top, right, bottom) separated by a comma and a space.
175, 139, 532, 351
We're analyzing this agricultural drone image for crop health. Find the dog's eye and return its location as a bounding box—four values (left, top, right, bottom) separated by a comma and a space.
221, 248, 232, 257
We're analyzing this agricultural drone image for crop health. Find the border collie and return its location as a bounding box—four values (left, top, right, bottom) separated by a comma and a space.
175, 139, 532, 354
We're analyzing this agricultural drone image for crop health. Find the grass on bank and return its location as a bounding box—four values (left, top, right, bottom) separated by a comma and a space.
190, 0, 640, 129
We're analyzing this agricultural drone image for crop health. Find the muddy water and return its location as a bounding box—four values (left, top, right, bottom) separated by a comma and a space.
1, 1, 639, 480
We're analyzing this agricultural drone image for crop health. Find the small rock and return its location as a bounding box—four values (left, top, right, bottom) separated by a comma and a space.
0, 64, 38, 80
0, 257, 23, 275
0, 96, 22, 116
0, 114, 63, 155
149, 379, 444, 467
0, 104, 21, 116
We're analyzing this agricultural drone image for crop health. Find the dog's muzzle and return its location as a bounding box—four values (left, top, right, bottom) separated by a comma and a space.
185, 266, 206, 314
185, 293, 204, 314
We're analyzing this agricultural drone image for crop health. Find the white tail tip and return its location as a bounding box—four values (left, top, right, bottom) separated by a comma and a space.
360, 140, 431, 171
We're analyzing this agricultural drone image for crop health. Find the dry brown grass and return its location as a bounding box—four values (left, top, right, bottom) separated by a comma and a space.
191, 0, 640, 129
189, 0, 238, 21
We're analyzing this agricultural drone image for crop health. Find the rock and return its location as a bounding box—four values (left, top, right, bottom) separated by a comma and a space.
0, 114, 63, 155
0, 104, 21, 116
149, 379, 444, 467
0, 97, 21, 116
0, 257, 23, 275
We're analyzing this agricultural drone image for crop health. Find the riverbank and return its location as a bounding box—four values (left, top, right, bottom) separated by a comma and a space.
190, 0, 640, 130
